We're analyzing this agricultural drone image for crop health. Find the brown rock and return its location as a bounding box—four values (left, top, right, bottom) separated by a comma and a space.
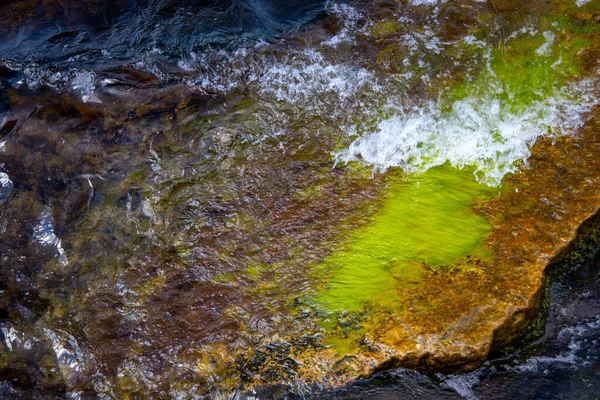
488, 0, 529, 12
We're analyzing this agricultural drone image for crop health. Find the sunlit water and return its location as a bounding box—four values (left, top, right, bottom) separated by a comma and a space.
0, 0, 599, 398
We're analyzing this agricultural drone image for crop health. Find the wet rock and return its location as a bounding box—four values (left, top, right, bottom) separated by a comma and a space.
488, 0, 528, 13
0, 0, 599, 398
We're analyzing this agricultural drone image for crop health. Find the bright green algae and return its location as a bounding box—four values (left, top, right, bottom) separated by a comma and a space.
316, 165, 498, 314
451, 17, 593, 111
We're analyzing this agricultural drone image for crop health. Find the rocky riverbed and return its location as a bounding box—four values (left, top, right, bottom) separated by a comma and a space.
1, 0, 600, 398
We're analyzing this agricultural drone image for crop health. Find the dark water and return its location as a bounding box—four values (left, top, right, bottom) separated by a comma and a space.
0, 0, 327, 66
0, 0, 328, 95
1, 0, 600, 398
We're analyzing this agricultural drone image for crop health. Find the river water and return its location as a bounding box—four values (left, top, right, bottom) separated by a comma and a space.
1, 0, 599, 398
311, 249, 600, 400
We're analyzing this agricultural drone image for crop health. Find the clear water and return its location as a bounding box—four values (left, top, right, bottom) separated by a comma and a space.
0, 0, 599, 398
312, 250, 600, 400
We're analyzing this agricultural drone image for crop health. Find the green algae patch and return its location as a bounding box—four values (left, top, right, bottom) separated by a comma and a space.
451, 16, 591, 113
315, 165, 498, 315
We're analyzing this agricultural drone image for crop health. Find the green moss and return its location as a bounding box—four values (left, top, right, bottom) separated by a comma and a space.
551, 16, 600, 34
314, 164, 497, 314
370, 20, 401, 38
573, 1, 600, 13
451, 18, 590, 113
123, 167, 148, 186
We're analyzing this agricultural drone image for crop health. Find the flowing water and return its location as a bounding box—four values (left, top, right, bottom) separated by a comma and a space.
313, 247, 600, 400
0, 0, 600, 398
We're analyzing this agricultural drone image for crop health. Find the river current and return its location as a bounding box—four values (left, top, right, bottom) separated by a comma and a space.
1, 0, 599, 398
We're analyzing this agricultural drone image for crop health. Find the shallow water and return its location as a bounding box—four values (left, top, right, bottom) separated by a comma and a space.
0, 0, 599, 398
314, 248, 600, 400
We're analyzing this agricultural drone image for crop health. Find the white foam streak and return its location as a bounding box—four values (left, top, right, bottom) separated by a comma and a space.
536, 31, 556, 56
0, 172, 13, 205
323, 2, 366, 47
443, 372, 480, 400
338, 81, 597, 186
1, 326, 21, 351
256, 49, 377, 107
409, 0, 446, 5
510, 314, 600, 373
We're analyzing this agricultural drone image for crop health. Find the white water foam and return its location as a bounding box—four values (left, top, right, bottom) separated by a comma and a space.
323, 2, 367, 47
71, 71, 101, 104
0, 172, 12, 205
13, 62, 99, 104
443, 372, 480, 400
255, 49, 377, 107
1, 326, 21, 351
536, 31, 556, 56
408, 0, 446, 5
336, 78, 597, 186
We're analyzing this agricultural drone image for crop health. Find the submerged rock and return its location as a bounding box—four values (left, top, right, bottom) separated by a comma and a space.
0, 0, 599, 398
